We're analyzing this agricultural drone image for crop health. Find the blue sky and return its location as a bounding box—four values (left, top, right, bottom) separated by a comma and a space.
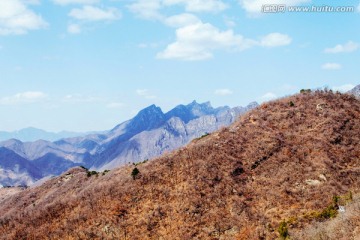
0, 0, 359, 132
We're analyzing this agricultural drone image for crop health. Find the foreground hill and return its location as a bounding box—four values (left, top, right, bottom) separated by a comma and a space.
0, 101, 257, 186
0, 90, 360, 239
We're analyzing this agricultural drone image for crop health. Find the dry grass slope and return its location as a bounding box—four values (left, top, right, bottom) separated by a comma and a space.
0, 90, 360, 239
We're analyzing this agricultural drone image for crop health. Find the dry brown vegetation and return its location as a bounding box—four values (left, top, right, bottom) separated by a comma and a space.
1, 90, 360, 239
291, 193, 360, 239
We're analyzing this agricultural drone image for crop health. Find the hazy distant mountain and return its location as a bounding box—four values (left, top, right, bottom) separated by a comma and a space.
0, 101, 258, 186
0, 147, 42, 186
348, 84, 360, 97
0, 127, 88, 142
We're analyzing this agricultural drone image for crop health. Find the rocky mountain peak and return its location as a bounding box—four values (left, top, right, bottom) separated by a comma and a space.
126, 104, 165, 133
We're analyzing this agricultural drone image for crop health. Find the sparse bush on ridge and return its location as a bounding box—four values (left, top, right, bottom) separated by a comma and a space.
79, 165, 88, 170
133, 159, 148, 166
194, 132, 210, 141
300, 89, 311, 94
87, 170, 98, 177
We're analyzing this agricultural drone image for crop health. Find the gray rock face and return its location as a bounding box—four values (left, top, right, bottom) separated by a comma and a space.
348, 85, 360, 97
0, 101, 258, 186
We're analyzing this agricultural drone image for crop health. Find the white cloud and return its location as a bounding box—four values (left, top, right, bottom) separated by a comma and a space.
106, 102, 125, 109
69, 6, 121, 22
164, 13, 200, 28
128, 0, 227, 20
239, 0, 310, 14
136, 89, 157, 99
322, 63, 342, 70
332, 84, 355, 92
163, 0, 228, 12
157, 21, 291, 61
260, 92, 277, 100
324, 41, 359, 53
128, 0, 163, 20
0, 0, 48, 35
214, 89, 233, 96
260, 33, 292, 47
63, 94, 103, 103
0, 91, 47, 105
67, 23, 81, 34
52, 0, 99, 5
157, 22, 256, 60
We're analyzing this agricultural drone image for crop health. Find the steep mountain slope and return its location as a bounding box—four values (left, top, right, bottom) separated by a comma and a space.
93, 101, 254, 170
0, 91, 359, 239
0, 147, 42, 186
0, 101, 257, 185
348, 84, 360, 98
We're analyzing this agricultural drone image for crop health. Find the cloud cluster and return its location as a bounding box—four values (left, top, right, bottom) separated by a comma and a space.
69, 6, 121, 21
129, 1, 291, 60
324, 41, 359, 53
128, 0, 163, 20
260, 33, 292, 47
157, 21, 291, 60
0, 0, 47, 35
67, 5, 121, 34
128, 0, 227, 20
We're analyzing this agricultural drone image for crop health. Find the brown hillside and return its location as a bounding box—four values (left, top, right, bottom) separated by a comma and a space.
1, 90, 360, 239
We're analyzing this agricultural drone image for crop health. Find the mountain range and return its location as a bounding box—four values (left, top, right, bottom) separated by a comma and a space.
1, 90, 359, 239
0, 100, 258, 186
0, 127, 90, 142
